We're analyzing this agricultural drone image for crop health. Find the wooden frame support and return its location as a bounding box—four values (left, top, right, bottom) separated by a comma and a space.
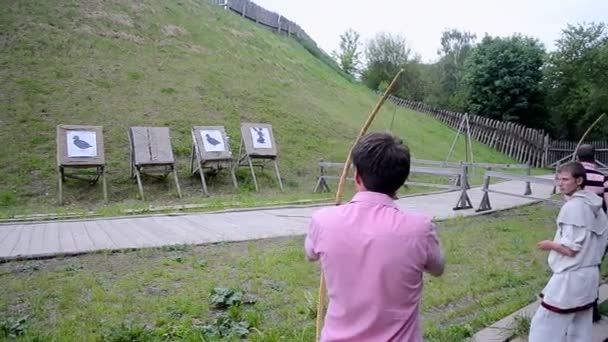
452, 165, 473, 210
56, 125, 107, 205
476, 175, 493, 212
190, 126, 238, 196
236, 123, 284, 192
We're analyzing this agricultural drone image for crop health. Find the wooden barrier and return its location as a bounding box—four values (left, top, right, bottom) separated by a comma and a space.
476, 171, 558, 212
313, 160, 473, 210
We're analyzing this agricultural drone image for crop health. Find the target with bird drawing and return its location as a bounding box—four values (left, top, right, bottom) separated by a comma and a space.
191, 126, 237, 195
200, 129, 226, 152
66, 130, 97, 157
56, 125, 107, 205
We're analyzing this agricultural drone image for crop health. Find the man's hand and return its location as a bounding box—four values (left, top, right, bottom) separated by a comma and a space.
537, 240, 577, 257
537, 240, 554, 251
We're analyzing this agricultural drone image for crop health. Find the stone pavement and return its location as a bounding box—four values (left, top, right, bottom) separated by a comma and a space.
0, 177, 555, 261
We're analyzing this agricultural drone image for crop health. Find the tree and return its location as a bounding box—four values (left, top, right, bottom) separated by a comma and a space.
361, 33, 424, 100
332, 29, 362, 77
544, 23, 608, 140
436, 29, 477, 111
463, 34, 547, 127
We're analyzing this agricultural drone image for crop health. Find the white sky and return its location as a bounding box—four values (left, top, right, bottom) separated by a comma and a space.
253, 0, 608, 63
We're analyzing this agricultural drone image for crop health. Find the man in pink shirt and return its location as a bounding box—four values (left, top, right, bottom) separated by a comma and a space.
305, 132, 445, 342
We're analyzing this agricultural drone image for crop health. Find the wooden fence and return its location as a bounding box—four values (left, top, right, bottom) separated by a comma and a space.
213, 0, 316, 44
385, 95, 608, 168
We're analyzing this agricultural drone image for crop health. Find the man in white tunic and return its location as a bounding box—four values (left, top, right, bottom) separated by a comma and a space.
529, 161, 608, 342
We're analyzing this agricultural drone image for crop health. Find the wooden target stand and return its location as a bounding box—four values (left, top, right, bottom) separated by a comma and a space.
236, 123, 284, 192
56, 125, 107, 205
128, 127, 182, 201
190, 126, 238, 196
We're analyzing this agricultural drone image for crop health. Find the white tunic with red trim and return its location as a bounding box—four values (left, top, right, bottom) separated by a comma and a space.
541, 190, 608, 312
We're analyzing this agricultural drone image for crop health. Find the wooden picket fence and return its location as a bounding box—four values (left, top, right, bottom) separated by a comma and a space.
386, 95, 608, 168
213, 0, 316, 43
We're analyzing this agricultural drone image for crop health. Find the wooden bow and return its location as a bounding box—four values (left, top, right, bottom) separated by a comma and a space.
315, 69, 404, 340
571, 113, 606, 161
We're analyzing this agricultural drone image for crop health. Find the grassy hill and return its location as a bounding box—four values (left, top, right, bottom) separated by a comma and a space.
0, 0, 515, 216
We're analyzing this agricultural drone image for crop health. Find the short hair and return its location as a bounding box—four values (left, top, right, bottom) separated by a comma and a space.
351, 132, 410, 196
557, 161, 587, 183
576, 144, 595, 162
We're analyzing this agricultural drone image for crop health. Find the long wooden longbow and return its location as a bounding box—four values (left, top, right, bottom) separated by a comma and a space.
315, 69, 404, 340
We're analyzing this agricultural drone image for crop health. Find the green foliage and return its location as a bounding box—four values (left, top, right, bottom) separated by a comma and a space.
362, 32, 425, 100
0, 316, 28, 338
199, 314, 251, 339
210, 287, 256, 309
464, 34, 547, 127
544, 22, 608, 140
435, 29, 477, 111
210, 287, 244, 309
332, 29, 362, 76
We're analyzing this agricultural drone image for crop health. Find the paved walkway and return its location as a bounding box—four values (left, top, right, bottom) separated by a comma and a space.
0, 177, 555, 261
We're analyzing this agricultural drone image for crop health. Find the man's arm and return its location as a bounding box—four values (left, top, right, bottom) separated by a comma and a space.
537, 240, 578, 257
537, 223, 583, 257
304, 217, 321, 261
424, 223, 445, 277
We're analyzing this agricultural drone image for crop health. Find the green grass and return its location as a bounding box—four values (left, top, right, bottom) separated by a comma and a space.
0, 0, 519, 217
0, 204, 586, 341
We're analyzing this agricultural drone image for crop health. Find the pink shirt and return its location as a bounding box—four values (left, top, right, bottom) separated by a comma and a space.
305, 191, 444, 342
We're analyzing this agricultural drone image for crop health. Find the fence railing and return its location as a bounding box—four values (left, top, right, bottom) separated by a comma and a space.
214, 0, 316, 44
385, 95, 608, 168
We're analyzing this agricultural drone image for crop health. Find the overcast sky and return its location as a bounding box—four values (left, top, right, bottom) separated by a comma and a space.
253, 0, 608, 63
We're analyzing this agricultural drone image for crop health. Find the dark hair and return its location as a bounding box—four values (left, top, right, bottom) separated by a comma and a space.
576, 144, 595, 162
351, 132, 410, 196
557, 161, 587, 184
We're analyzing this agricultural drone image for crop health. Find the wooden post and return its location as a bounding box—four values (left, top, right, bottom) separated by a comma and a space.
230, 164, 238, 189
273, 159, 284, 191
172, 165, 182, 198
476, 174, 493, 212
524, 163, 532, 195
199, 167, 209, 196
58, 167, 63, 205
101, 166, 108, 204
453, 164, 473, 210
247, 156, 259, 192
134, 167, 145, 201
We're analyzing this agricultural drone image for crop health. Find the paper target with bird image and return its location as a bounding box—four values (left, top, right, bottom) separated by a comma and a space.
200, 129, 226, 152
250, 127, 272, 149
66, 130, 97, 157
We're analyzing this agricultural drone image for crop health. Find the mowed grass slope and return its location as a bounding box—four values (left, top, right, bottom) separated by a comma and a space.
0, 0, 515, 214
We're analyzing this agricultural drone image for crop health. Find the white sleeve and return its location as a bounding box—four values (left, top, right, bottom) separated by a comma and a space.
558, 223, 585, 251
